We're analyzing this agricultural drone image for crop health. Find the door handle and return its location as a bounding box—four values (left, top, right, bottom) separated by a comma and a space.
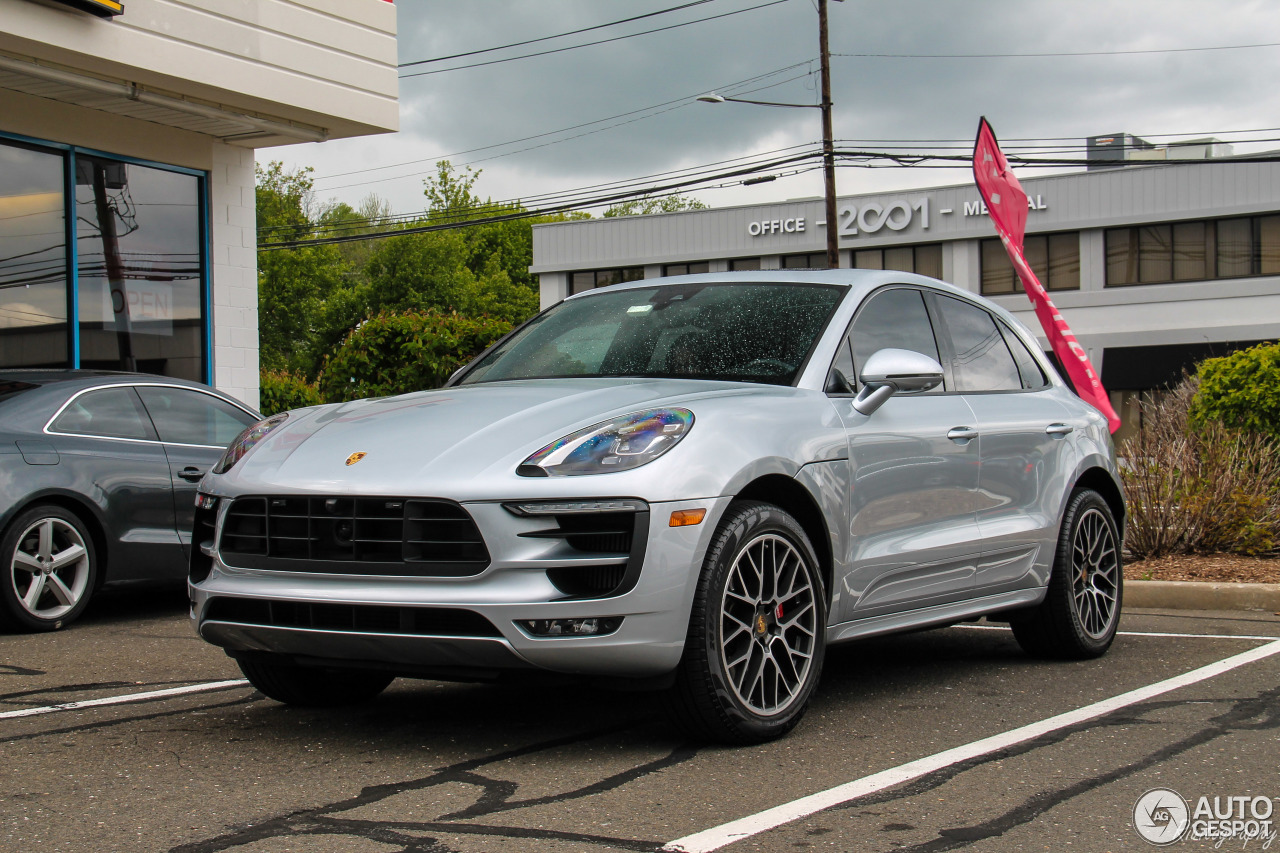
177, 467, 206, 482
947, 426, 979, 442
1045, 423, 1074, 437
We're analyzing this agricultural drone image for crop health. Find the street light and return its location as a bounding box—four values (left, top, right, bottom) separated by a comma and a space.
698, 0, 841, 268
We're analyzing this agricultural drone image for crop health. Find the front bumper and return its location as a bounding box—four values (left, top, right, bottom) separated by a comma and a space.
190, 496, 731, 679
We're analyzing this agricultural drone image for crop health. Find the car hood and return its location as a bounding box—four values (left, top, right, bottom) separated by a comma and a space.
216, 378, 771, 496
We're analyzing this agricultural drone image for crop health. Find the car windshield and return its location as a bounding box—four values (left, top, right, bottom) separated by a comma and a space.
459, 282, 846, 386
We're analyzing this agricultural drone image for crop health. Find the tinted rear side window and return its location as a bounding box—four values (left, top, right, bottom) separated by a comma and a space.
934, 295, 1022, 392
999, 324, 1049, 390
50, 387, 156, 440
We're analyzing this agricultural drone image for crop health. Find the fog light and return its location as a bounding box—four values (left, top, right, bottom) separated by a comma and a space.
519, 617, 623, 637
195, 493, 218, 509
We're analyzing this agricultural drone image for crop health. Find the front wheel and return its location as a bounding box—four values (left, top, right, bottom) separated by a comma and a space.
238, 655, 394, 706
0, 505, 98, 632
1011, 488, 1123, 659
666, 501, 827, 744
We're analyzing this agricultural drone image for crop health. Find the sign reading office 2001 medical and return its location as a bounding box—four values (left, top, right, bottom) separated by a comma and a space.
31, 0, 123, 17
746, 193, 1048, 239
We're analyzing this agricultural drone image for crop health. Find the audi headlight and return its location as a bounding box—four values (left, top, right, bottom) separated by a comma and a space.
518, 408, 694, 476
212, 412, 289, 474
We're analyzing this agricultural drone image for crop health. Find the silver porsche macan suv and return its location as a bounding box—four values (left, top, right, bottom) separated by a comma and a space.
190, 270, 1124, 743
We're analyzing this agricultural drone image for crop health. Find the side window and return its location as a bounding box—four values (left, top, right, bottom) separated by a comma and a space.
51, 387, 156, 440
850, 288, 943, 390
999, 323, 1048, 390
136, 386, 257, 446
934, 295, 1022, 392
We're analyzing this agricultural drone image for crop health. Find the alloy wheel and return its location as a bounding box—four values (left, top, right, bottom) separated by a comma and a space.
9, 517, 91, 621
719, 533, 818, 715
1072, 506, 1119, 639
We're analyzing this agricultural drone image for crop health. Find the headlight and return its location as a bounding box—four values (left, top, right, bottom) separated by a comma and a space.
212, 412, 289, 474
518, 408, 694, 476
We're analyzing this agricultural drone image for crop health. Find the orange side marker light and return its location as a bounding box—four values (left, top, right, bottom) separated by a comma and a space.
669, 508, 707, 527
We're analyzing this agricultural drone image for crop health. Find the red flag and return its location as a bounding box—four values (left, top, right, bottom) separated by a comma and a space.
972, 117, 1121, 433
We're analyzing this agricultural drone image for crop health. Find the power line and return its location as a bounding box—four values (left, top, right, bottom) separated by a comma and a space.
400, 0, 793, 78
399, 0, 718, 67
834, 42, 1280, 60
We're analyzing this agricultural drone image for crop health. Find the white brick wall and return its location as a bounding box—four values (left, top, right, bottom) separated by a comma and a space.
209, 142, 260, 411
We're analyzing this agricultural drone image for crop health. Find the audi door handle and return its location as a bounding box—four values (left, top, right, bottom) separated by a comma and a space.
1045, 423, 1074, 437
178, 467, 206, 482
947, 426, 979, 442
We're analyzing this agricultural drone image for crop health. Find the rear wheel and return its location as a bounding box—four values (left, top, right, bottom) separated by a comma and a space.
1011, 488, 1122, 659
0, 505, 97, 632
666, 501, 826, 744
238, 655, 394, 706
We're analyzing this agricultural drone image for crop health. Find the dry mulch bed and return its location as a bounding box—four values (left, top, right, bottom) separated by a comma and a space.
1124, 553, 1280, 585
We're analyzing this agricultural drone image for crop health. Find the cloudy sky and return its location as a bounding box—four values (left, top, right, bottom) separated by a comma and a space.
262, 0, 1280, 217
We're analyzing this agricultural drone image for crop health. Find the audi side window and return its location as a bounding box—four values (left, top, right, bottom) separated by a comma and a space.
999, 323, 1049, 390
935, 295, 1023, 392
51, 387, 156, 441
136, 386, 257, 447
850, 288, 943, 391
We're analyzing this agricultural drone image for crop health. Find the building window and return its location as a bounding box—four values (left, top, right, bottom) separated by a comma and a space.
729, 257, 761, 271
0, 136, 209, 380
782, 253, 826, 269
981, 233, 1079, 295
854, 243, 942, 279
1105, 216, 1280, 286
0, 141, 68, 368
663, 262, 710, 277
570, 267, 644, 294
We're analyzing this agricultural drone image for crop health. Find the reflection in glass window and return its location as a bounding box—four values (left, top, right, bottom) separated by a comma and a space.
849, 288, 941, 389
854, 243, 942, 279
729, 258, 761, 271
1104, 216, 1280, 286
782, 253, 826, 269
935, 295, 1022, 392
982, 233, 1079, 294
569, 267, 644, 294
50, 387, 155, 440
75, 156, 203, 380
0, 141, 68, 367
136, 386, 256, 446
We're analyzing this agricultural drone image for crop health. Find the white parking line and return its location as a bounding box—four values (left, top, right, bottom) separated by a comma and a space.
960, 624, 1280, 642
0, 680, 249, 721
663, 638, 1280, 853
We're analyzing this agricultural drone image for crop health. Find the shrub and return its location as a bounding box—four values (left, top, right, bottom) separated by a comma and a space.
259, 369, 322, 416
1122, 375, 1280, 558
318, 310, 511, 403
1188, 341, 1280, 439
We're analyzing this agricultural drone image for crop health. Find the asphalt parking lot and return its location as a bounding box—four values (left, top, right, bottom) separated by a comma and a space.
3, 586, 1278, 852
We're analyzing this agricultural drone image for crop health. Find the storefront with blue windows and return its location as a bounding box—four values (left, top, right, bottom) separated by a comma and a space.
1, 134, 210, 382
1, 0, 398, 408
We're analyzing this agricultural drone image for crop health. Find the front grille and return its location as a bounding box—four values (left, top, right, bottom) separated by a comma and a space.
545, 564, 629, 597
204, 596, 502, 637
516, 506, 650, 599
219, 496, 489, 576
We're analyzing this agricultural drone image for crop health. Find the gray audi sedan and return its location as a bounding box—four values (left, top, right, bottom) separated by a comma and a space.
191, 270, 1124, 743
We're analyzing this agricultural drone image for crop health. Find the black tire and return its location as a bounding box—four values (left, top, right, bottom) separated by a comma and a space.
666, 501, 827, 744
238, 655, 394, 706
0, 504, 98, 633
1011, 488, 1123, 659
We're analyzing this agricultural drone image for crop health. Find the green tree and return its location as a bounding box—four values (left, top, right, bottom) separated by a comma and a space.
256, 162, 351, 379
603, 193, 707, 218
1189, 342, 1280, 439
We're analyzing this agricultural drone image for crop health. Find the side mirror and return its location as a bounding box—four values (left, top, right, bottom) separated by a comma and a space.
852, 348, 945, 415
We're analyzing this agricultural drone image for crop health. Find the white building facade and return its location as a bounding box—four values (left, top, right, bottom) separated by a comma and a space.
0, 0, 398, 409
532, 154, 1280, 441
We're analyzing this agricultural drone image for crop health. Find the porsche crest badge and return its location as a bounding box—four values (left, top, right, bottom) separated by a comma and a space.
345, 452, 367, 466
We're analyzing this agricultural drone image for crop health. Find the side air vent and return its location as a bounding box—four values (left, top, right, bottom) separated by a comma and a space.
506, 500, 650, 599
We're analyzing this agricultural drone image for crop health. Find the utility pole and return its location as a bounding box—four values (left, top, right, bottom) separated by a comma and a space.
818, 0, 839, 269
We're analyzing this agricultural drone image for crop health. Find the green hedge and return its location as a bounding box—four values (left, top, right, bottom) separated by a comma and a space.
259, 369, 322, 416
1189, 342, 1280, 439
318, 310, 511, 402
